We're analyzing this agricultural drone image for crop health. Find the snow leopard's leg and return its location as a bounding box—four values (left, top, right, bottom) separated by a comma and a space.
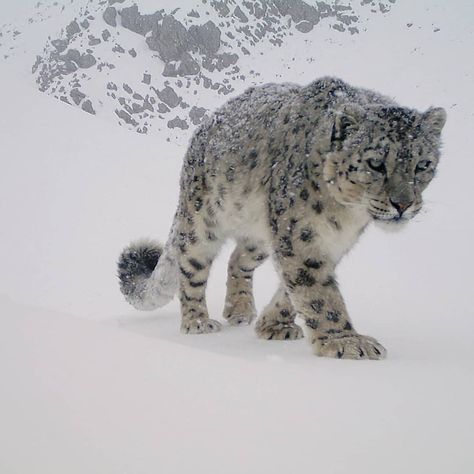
272, 239, 386, 359
223, 240, 268, 326
255, 283, 304, 340
176, 213, 223, 335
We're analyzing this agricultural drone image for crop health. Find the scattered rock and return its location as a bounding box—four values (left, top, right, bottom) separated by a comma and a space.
189, 106, 207, 125
162, 62, 178, 77
177, 52, 200, 76
77, 53, 96, 68
167, 116, 189, 130
213, 1, 230, 17
202, 52, 238, 72
157, 102, 170, 113
115, 109, 138, 126
63, 48, 81, 62
81, 99, 96, 115
295, 20, 313, 33
132, 103, 143, 114
103, 7, 117, 27
233, 6, 248, 23
63, 49, 96, 68
143, 96, 154, 112
58, 60, 78, 75
120, 5, 162, 36
51, 39, 69, 53
97, 61, 115, 71
32, 55, 42, 73
274, 0, 320, 25
66, 20, 81, 38
146, 15, 190, 62
188, 20, 221, 56
70, 88, 86, 105
156, 85, 180, 107
112, 43, 125, 53
30, 0, 390, 137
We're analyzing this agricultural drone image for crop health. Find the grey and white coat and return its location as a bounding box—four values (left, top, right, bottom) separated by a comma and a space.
118, 77, 446, 360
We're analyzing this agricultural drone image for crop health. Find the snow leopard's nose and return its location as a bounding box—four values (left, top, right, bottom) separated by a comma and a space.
390, 199, 413, 217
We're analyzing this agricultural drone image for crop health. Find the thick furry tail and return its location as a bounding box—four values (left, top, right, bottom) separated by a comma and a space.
118, 238, 179, 311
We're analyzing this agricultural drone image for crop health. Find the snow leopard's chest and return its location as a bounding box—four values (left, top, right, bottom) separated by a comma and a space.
312, 207, 370, 263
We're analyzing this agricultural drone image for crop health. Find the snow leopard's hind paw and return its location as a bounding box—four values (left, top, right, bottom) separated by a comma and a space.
313, 334, 387, 360
223, 300, 257, 326
225, 313, 256, 326
180, 318, 222, 334
256, 320, 304, 340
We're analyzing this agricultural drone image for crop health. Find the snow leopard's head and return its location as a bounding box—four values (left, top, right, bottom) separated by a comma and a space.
323, 104, 446, 224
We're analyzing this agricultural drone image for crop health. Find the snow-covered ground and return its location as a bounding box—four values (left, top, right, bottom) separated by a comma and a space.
1, 1, 473, 473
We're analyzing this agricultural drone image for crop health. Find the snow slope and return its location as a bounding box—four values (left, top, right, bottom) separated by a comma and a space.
1, 295, 473, 474
1, 0, 401, 141
1, 0, 474, 473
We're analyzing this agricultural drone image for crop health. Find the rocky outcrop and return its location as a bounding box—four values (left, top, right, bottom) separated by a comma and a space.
24, 0, 398, 138
274, 0, 320, 25
120, 5, 162, 36
146, 15, 190, 62
202, 52, 238, 72
61, 49, 96, 68
188, 21, 221, 56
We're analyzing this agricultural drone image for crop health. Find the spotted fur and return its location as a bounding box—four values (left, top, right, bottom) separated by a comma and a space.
118, 77, 446, 359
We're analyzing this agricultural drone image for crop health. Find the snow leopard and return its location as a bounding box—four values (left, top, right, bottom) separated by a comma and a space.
118, 77, 446, 360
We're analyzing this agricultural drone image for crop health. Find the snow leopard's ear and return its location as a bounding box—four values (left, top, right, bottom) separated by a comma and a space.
332, 104, 366, 142
422, 107, 447, 135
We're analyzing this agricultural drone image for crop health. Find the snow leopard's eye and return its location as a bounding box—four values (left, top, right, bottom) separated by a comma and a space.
367, 158, 386, 174
415, 159, 432, 173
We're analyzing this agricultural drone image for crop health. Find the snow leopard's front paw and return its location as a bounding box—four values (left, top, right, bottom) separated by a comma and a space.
180, 318, 222, 334
313, 334, 387, 360
256, 320, 304, 341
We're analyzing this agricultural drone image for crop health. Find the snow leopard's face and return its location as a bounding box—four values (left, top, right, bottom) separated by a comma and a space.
324, 105, 446, 224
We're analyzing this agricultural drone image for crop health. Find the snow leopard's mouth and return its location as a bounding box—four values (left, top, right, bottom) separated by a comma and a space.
370, 213, 411, 223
